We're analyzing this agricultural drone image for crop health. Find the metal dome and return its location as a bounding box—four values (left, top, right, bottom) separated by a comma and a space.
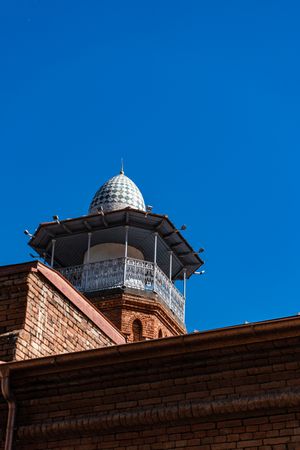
89, 170, 146, 213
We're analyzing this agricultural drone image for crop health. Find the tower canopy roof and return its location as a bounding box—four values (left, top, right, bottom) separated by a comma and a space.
89, 171, 145, 214
29, 209, 204, 279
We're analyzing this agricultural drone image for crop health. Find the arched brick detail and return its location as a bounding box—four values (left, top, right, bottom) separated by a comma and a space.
87, 290, 186, 342
132, 319, 143, 342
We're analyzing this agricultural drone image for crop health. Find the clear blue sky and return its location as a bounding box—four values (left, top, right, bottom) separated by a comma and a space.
0, 1, 299, 332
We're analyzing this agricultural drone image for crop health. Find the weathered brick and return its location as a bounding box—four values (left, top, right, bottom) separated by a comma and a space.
0, 267, 116, 362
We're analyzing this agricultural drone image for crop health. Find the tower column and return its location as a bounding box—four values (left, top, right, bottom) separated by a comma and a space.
183, 268, 187, 323
123, 226, 129, 285
169, 251, 173, 280
169, 251, 173, 305
183, 269, 187, 299
50, 239, 56, 268
153, 232, 158, 291
86, 232, 92, 264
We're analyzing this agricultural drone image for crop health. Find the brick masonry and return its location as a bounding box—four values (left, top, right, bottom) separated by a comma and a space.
2, 318, 300, 449
0, 263, 122, 362
1, 262, 300, 449
16, 271, 114, 359
88, 289, 186, 342
0, 271, 28, 361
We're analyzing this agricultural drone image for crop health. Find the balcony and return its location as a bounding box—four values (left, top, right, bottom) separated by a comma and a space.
58, 257, 185, 323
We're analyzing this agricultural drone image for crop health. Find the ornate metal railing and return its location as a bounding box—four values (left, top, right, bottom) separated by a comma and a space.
58, 257, 185, 323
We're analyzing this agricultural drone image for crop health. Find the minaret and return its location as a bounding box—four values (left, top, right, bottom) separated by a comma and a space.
29, 170, 203, 341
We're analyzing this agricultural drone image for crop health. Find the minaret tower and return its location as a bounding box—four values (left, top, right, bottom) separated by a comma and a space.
29, 169, 203, 341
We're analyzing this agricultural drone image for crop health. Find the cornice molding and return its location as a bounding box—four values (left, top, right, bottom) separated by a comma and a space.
17, 387, 300, 440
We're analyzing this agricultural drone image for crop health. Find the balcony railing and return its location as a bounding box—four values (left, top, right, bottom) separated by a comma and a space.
58, 257, 185, 323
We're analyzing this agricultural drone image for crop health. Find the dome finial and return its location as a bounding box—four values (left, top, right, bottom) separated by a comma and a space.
120, 158, 124, 175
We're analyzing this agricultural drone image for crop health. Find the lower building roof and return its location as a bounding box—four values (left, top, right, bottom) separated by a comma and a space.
0, 261, 125, 345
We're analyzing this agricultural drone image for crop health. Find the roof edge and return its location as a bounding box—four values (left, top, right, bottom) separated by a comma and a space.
0, 261, 125, 345
2, 313, 300, 376
29, 209, 204, 276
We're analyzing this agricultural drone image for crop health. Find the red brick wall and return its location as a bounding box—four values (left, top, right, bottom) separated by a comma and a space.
0, 272, 28, 361
89, 290, 185, 341
12, 415, 300, 450
121, 307, 174, 341
0, 269, 116, 362
0, 271, 28, 335
2, 329, 300, 449
14, 272, 114, 360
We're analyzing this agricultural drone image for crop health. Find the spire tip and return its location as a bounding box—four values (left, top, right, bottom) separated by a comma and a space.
120, 158, 124, 175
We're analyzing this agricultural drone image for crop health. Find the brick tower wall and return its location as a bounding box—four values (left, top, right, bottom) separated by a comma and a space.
87, 289, 186, 341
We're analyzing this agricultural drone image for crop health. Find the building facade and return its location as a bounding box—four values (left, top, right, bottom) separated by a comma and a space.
0, 170, 300, 450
